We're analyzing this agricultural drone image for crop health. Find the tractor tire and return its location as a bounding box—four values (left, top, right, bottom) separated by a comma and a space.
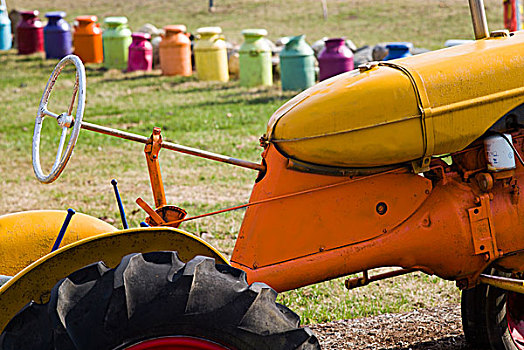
461, 269, 524, 350
485, 270, 524, 350
461, 284, 490, 348
0, 252, 321, 350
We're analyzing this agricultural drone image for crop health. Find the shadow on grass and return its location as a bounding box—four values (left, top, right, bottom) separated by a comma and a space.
178, 93, 292, 108
101, 73, 165, 83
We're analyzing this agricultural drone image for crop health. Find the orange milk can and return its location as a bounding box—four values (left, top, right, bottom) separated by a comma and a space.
159, 25, 192, 76
73, 15, 103, 64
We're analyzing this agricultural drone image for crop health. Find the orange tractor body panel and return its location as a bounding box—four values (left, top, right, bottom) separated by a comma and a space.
230, 143, 524, 292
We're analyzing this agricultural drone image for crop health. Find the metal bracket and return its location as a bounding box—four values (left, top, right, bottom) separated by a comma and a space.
467, 193, 500, 260
145, 127, 163, 161
144, 127, 167, 208
411, 156, 431, 173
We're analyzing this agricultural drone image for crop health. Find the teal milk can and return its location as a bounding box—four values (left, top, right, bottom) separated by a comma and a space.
102, 16, 132, 69
239, 29, 272, 87
0, 5, 11, 51
279, 35, 315, 91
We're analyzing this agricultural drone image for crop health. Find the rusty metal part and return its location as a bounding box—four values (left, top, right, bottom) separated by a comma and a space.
145, 205, 187, 228
468, 194, 500, 261
468, 0, 489, 40
81, 121, 265, 172
475, 173, 493, 192
0, 227, 228, 333
136, 197, 166, 225
345, 268, 418, 290
144, 127, 167, 208
479, 273, 524, 294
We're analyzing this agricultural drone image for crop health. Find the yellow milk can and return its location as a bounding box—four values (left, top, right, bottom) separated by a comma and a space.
194, 26, 229, 82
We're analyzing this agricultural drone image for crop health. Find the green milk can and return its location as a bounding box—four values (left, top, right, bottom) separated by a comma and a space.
239, 29, 272, 87
194, 26, 229, 82
102, 16, 132, 70
280, 35, 316, 91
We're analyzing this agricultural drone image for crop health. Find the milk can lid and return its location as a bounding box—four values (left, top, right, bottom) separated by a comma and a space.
132, 32, 151, 40
241, 29, 268, 37
196, 26, 222, 35
104, 16, 128, 26
386, 42, 413, 50
164, 24, 186, 33
76, 15, 97, 23
45, 11, 66, 19
20, 10, 39, 17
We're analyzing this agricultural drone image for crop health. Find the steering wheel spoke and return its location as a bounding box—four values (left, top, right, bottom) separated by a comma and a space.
41, 108, 60, 119
33, 55, 86, 184
52, 127, 69, 171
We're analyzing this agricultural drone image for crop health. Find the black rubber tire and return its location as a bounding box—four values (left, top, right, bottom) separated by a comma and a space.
461, 284, 490, 349
0, 252, 321, 350
485, 270, 520, 350
461, 269, 521, 350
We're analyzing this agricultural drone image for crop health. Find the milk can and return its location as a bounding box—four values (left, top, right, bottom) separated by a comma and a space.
384, 42, 412, 61
127, 32, 152, 72
318, 38, 354, 81
194, 26, 228, 82
0, 5, 11, 51
44, 12, 72, 59
73, 15, 103, 64
279, 35, 315, 91
159, 25, 192, 76
239, 29, 272, 87
17, 10, 44, 55
102, 16, 132, 70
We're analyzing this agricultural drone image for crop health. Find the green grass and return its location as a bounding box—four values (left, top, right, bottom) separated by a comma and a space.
8, 0, 503, 49
0, 0, 496, 323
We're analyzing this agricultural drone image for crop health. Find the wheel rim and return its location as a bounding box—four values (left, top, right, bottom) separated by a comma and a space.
125, 336, 232, 350
508, 291, 524, 349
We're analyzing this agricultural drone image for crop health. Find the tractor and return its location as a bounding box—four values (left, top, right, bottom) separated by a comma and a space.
1, 0, 523, 348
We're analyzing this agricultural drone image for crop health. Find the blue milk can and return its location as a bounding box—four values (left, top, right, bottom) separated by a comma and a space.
384, 42, 413, 60
44, 12, 72, 59
0, 5, 11, 51
279, 35, 316, 91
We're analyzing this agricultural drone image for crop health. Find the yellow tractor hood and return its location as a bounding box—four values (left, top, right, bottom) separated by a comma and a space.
268, 31, 524, 168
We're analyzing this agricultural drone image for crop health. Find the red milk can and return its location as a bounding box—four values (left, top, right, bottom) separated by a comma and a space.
16, 10, 44, 55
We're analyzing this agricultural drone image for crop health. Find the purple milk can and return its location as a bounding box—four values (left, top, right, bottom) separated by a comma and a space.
17, 10, 44, 55
127, 33, 153, 72
44, 12, 72, 59
318, 38, 354, 81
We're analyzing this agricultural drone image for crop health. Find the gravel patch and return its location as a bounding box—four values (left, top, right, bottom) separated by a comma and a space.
309, 304, 483, 350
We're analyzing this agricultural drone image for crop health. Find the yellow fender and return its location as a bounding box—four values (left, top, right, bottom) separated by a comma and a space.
0, 210, 117, 275
0, 227, 228, 332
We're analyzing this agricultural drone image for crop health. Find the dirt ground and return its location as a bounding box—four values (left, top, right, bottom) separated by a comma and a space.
310, 303, 479, 350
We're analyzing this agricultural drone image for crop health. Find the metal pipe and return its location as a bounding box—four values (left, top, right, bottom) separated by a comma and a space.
81, 121, 265, 172
345, 268, 418, 290
468, 0, 489, 40
479, 274, 524, 294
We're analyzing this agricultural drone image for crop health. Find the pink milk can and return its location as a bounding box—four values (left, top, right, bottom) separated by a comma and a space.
318, 38, 354, 81
127, 33, 153, 72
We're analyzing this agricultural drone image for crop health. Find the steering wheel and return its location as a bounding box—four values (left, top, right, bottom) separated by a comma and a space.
32, 55, 86, 184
